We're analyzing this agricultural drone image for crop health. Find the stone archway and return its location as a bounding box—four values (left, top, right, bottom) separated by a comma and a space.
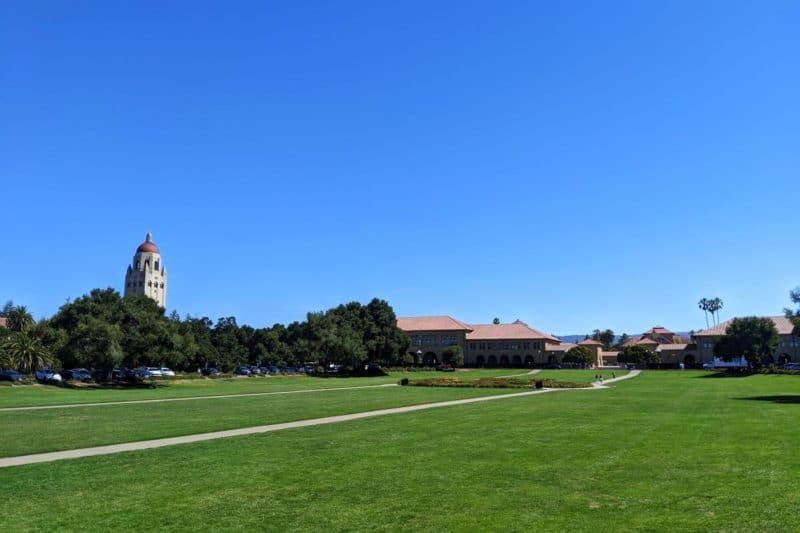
683, 354, 696, 366
778, 353, 792, 364
524, 355, 534, 367
423, 352, 437, 366
476, 355, 486, 368
512, 355, 522, 368
487, 355, 498, 368
499, 355, 510, 368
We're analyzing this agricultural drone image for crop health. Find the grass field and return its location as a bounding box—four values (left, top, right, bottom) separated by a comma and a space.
0, 369, 515, 408
2, 370, 800, 531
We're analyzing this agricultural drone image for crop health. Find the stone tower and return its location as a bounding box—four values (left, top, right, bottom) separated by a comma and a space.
124, 232, 168, 308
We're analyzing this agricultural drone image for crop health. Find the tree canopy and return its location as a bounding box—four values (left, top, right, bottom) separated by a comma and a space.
2, 290, 410, 377
713, 316, 779, 367
618, 344, 660, 366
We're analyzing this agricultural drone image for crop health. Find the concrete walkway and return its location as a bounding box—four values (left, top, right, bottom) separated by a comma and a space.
0, 370, 641, 469
0, 383, 399, 412
591, 369, 640, 388
496, 369, 541, 379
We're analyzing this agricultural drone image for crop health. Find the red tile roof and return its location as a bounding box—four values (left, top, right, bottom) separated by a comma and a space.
546, 342, 576, 352
466, 320, 560, 342
578, 339, 603, 346
656, 343, 692, 351
634, 337, 658, 345
397, 316, 473, 332
694, 316, 797, 337
644, 326, 674, 336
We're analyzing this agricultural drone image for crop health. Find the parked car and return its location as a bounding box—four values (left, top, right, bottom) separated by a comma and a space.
63, 368, 94, 382
248, 366, 262, 375
782, 362, 800, 370
200, 367, 222, 376
159, 367, 176, 377
234, 366, 251, 376
258, 366, 272, 375
0, 370, 25, 382
35, 369, 63, 384
145, 367, 163, 378
546, 363, 562, 369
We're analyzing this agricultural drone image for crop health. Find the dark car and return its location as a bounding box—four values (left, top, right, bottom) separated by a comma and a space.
63, 368, 94, 382
248, 366, 262, 375
112, 367, 150, 383
0, 370, 25, 382
545, 363, 562, 369
234, 366, 251, 376
35, 368, 63, 384
200, 367, 222, 376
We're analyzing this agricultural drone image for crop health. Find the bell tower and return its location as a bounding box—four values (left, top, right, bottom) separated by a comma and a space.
124, 232, 168, 308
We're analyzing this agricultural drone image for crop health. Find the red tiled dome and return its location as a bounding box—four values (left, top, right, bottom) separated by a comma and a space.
136, 232, 160, 254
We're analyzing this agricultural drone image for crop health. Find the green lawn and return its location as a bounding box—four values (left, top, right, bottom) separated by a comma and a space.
0, 384, 524, 457
0, 369, 515, 408
3, 371, 800, 531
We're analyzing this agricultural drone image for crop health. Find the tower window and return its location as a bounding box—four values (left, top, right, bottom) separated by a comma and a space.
155, 260, 159, 270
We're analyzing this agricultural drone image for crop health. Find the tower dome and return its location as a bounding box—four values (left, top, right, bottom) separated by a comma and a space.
136, 232, 160, 254
125, 232, 168, 308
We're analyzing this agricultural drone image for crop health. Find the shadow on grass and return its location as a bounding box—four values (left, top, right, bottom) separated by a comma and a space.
734, 395, 800, 404
695, 370, 753, 379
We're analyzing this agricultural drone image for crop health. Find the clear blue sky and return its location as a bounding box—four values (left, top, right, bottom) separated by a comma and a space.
2, 1, 798, 335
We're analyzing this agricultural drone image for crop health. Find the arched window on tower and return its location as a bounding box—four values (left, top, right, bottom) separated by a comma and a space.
155, 260, 159, 270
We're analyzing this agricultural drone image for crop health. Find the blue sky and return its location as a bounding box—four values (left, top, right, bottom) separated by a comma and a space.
2, 1, 798, 335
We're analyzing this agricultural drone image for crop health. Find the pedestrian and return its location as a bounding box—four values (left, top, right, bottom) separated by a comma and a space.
599, 376, 604, 384
611, 372, 616, 379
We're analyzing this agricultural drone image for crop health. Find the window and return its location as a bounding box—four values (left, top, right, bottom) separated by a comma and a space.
155, 260, 160, 270
523, 342, 530, 350
704, 341, 713, 349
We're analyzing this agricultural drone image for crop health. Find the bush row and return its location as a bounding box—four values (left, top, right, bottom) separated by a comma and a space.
404, 377, 590, 389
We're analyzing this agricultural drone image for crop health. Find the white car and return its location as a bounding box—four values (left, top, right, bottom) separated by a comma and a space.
160, 367, 176, 377
145, 367, 163, 378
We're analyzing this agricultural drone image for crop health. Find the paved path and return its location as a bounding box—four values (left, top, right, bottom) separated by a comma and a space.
0, 371, 641, 469
496, 369, 541, 379
591, 369, 641, 388
0, 383, 400, 412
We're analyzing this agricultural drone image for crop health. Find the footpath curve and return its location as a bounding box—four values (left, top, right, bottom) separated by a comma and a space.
0, 370, 641, 469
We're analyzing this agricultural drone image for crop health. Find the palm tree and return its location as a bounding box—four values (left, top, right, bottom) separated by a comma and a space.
3, 332, 52, 373
708, 298, 723, 326
6, 305, 34, 332
698, 298, 710, 329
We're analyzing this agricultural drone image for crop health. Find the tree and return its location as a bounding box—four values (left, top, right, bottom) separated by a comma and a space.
442, 345, 463, 367
3, 331, 52, 373
785, 287, 800, 328
708, 298, 724, 326
6, 305, 34, 332
591, 329, 615, 350
714, 316, 779, 368
698, 298, 711, 329
615, 333, 630, 350
492, 317, 500, 325
699, 297, 724, 328
562, 345, 593, 366
618, 344, 660, 366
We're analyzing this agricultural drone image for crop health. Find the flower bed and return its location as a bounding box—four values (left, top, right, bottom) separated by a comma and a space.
404, 377, 590, 389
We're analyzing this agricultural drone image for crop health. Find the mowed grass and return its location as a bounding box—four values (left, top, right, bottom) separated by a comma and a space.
4, 371, 800, 531
0, 384, 525, 457
0, 369, 515, 408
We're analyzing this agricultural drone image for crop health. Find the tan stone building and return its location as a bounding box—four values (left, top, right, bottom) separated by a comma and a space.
397, 317, 562, 367
396, 316, 472, 365
693, 316, 799, 364
124, 232, 168, 308
465, 320, 561, 367
624, 325, 698, 367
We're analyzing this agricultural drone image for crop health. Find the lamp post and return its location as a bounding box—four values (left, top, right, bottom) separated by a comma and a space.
416, 350, 422, 367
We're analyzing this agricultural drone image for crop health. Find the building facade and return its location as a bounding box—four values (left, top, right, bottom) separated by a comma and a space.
693, 316, 799, 364
124, 232, 168, 308
396, 316, 472, 365
465, 320, 561, 367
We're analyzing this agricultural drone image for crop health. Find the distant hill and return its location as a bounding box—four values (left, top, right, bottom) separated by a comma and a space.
556, 332, 694, 344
